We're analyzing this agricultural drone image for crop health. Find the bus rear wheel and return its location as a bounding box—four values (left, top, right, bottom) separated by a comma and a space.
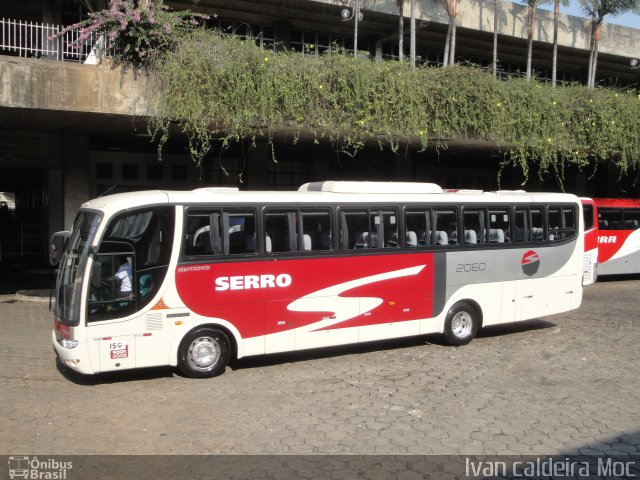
178, 327, 230, 378
443, 301, 479, 346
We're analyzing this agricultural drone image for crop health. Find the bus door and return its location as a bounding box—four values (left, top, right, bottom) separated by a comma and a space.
86, 240, 138, 371
581, 198, 598, 285
85, 207, 175, 372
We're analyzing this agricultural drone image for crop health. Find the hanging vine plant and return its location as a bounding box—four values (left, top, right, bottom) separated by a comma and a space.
147, 29, 640, 184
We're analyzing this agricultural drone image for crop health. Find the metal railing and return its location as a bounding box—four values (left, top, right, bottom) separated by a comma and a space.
0, 18, 99, 63
0, 222, 48, 262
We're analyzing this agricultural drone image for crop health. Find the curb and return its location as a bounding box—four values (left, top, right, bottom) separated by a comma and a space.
15, 290, 51, 303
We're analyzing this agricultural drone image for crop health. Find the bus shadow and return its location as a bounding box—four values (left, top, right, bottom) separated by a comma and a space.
478, 318, 556, 339
231, 319, 557, 371
55, 356, 175, 385
230, 334, 441, 371
56, 319, 557, 383
596, 274, 640, 282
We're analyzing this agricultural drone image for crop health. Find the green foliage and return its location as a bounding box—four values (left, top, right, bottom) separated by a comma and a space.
53, 0, 209, 66
149, 30, 640, 183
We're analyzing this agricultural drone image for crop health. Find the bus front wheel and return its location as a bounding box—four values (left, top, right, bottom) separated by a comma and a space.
443, 301, 480, 346
178, 327, 230, 378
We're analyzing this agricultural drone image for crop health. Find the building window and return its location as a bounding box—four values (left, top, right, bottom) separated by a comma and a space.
216, 20, 276, 51
96, 163, 112, 179
122, 164, 138, 180
147, 164, 163, 181
171, 165, 187, 181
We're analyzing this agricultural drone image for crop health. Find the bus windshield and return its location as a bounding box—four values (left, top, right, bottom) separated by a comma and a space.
55, 211, 101, 326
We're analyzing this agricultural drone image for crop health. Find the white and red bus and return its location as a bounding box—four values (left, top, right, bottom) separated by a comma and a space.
595, 198, 640, 276
581, 197, 598, 285
51, 181, 584, 378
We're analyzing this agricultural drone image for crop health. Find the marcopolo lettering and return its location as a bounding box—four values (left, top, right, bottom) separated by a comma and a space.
215, 273, 292, 291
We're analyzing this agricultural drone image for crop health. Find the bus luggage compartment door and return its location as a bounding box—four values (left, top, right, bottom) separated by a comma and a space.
97, 335, 136, 371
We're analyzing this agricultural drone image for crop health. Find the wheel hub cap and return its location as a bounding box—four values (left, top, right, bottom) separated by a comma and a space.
451, 312, 472, 338
189, 337, 220, 370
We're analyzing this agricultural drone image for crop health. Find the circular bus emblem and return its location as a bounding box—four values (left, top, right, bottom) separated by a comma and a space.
521, 250, 540, 276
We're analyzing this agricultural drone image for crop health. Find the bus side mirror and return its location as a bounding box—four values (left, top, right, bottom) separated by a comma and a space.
49, 231, 70, 266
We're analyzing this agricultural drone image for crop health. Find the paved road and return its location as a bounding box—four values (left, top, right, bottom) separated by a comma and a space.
1, 279, 639, 456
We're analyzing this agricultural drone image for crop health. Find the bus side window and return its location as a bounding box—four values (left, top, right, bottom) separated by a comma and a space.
463, 209, 485, 244
531, 208, 544, 242
300, 210, 332, 252
434, 209, 457, 246
624, 210, 640, 230
228, 211, 257, 255
488, 209, 510, 243
599, 208, 622, 230
405, 208, 431, 247
185, 210, 217, 256
264, 210, 297, 253
515, 208, 528, 242
374, 210, 398, 248
548, 206, 576, 242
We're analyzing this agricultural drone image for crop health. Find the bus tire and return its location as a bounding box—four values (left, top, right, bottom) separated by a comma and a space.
443, 301, 479, 346
178, 327, 230, 378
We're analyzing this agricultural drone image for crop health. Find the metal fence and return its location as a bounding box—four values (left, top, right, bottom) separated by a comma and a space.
0, 18, 98, 63
0, 223, 48, 262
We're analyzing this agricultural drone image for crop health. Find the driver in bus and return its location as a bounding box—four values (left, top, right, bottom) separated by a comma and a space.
115, 256, 132, 298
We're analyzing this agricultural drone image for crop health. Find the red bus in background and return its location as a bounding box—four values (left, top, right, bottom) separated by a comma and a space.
581, 198, 598, 284
595, 198, 640, 276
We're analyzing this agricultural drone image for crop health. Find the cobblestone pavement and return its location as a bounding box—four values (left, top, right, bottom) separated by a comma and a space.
1, 279, 639, 456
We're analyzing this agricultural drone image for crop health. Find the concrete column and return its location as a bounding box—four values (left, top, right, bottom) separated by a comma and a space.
246, 141, 271, 189
273, 21, 291, 52
43, 0, 63, 60
48, 169, 64, 238
63, 133, 90, 230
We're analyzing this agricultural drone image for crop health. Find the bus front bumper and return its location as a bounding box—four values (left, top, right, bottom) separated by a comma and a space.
52, 330, 95, 375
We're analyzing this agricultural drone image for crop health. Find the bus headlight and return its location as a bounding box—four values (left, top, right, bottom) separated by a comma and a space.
60, 338, 79, 349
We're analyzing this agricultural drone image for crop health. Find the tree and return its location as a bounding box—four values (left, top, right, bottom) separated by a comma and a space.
493, 0, 500, 76
551, 0, 570, 87
443, 0, 461, 67
398, 0, 404, 61
581, 0, 638, 88
410, 0, 416, 68
521, 0, 551, 81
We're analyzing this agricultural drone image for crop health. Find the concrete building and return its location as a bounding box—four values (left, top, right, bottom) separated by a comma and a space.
0, 0, 639, 267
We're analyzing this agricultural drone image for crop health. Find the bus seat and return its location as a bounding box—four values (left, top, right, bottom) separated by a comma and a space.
370, 233, 379, 248
303, 234, 312, 251
464, 229, 477, 244
387, 232, 399, 248
320, 231, 332, 250
265, 235, 272, 253
436, 230, 448, 245
531, 227, 544, 242
515, 227, 525, 241
406, 230, 418, 247
355, 232, 369, 248
449, 230, 457, 244
489, 228, 504, 243
245, 233, 256, 252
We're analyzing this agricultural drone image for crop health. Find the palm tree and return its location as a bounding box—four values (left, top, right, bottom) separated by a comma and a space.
493, 0, 500, 76
410, 0, 416, 68
443, 0, 460, 67
398, 0, 404, 61
581, 0, 638, 88
521, 0, 551, 81
551, 0, 570, 87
